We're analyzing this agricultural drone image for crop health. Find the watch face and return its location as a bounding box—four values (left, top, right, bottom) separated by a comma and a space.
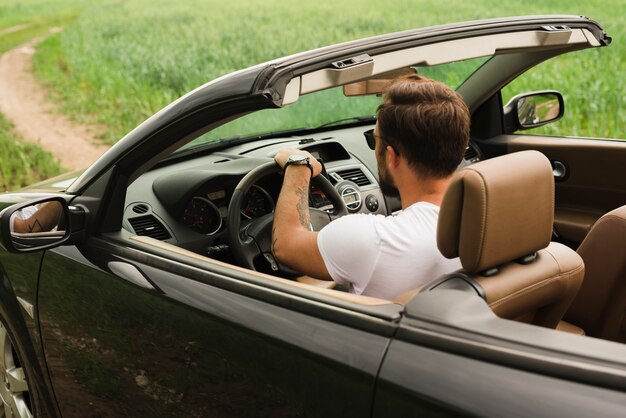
288, 154, 308, 163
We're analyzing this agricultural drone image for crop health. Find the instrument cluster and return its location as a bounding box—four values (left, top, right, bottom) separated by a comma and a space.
181, 186, 274, 234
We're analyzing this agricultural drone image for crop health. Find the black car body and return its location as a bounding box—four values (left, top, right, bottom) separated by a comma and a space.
0, 15, 625, 417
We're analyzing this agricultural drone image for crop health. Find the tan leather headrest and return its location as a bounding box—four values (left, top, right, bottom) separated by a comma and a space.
437, 151, 554, 273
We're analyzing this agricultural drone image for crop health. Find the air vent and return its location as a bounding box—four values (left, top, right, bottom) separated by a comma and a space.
464, 146, 478, 161
334, 168, 371, 186
128, 215, 171, 240
132, 203, 150, 214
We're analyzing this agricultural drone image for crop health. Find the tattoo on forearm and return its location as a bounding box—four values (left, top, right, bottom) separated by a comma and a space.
28, 219, 43, 233
271, 225, 278, 252
295, 186, 310, 229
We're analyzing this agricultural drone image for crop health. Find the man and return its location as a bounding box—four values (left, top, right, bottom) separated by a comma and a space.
272, 74, 470, 300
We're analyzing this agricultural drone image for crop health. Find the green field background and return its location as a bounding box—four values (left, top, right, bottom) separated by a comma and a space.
0, 0, 624, 189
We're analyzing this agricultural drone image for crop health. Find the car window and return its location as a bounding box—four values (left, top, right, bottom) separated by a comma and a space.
199, 87, 381, 143
179, 56, 491, 151
502, 48, 623, 140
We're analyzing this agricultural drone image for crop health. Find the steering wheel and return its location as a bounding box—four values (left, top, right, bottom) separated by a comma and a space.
227, 161, 348, 274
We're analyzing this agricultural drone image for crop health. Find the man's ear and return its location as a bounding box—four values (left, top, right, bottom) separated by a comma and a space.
385, 145, 400, 168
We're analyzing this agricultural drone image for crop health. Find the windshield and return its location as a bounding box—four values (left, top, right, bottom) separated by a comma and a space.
180, 56, 490, 151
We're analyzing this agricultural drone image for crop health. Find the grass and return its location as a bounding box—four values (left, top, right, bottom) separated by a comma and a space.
0, 113, 61, 191
0, 1, 92, 28
0, 14, 79, 56
0, 0, 98, 56
0, 1, 95, 190
31, 0, 625, 145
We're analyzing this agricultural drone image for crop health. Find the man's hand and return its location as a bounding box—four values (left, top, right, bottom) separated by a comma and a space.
274, 148, 323, 177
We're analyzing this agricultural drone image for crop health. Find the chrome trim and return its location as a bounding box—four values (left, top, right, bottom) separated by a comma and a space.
341, 186, 362, 211
553, 160, 566, 179
108, 261, 156, 291
16, 297, 34, 319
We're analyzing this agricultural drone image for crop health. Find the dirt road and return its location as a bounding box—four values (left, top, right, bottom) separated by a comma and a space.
0, 30, 109, 171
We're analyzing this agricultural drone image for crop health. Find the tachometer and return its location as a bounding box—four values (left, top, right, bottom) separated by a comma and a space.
241, 185, 274, 219
182, 196, 222, 234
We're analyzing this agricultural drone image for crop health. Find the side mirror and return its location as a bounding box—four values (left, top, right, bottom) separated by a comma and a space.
503, 90, 564, 133
0, 197, 84, 253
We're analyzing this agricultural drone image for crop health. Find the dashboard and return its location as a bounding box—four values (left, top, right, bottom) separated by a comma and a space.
122, 125, 482, 265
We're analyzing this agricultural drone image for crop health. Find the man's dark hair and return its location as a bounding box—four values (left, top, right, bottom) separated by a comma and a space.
376, 74, 470, 178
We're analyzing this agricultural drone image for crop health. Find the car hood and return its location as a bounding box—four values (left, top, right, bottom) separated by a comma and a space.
17, 170, 84, 193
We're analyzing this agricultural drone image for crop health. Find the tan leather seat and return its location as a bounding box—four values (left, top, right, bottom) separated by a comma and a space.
437, 151, 585, 329
564, 205, 626, 341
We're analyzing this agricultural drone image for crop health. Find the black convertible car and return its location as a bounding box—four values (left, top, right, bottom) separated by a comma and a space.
0, 15, 625, 417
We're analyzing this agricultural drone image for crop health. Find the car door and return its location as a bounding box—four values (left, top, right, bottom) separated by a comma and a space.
26, 63, 398, 417
37, 236, 399, 417
373, 288, 626, 417
509, 134, 626, 246
472, 47, 625, 248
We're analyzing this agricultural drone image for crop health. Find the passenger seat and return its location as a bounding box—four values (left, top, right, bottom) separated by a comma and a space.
564, 205, 626, 341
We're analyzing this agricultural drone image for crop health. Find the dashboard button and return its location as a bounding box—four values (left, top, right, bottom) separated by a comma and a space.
365, 194, 379, 212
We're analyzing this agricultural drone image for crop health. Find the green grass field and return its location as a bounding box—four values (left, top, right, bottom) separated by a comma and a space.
31, 0, 624, 145
1, 0, 624, 189
0, 0, 96, 190
0, 1, 96, 55
0, 113, 61, 191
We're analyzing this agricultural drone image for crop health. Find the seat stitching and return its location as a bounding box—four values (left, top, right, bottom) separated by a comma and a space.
466, 168, 487, 272
488, 263, 584, 309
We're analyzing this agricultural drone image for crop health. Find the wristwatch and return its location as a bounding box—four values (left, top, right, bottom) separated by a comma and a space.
283, 154, 313, 178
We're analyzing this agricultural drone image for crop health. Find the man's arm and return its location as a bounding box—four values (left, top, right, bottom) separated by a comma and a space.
272, 149, 332, 280
11, 202, 62, 233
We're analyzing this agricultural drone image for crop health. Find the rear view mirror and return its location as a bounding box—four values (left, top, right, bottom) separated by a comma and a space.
503, 90, 564, 133
343, 68, 417, 96
0, 197, 70, 253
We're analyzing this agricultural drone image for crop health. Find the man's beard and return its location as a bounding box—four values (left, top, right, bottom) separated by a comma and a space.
378, 166, 400, 198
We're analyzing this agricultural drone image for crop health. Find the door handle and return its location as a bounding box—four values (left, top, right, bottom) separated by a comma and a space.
551, 160, 567, 180
108, 261, 156, 291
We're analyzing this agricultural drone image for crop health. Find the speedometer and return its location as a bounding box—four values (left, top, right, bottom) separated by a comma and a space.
241, 185, 274, 219
182, 197, 222, 234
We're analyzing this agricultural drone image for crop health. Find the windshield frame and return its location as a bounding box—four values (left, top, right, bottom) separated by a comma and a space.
175, 55, 492, 157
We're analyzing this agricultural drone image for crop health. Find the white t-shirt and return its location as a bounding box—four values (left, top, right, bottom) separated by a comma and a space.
317, 201, 461, 300
9, 205, 38, 233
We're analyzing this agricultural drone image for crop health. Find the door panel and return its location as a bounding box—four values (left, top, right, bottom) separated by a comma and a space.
38, 242, 391, 417
374, 289, 626, 417
507, 135, 626, 245
375, 339, 626, 418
